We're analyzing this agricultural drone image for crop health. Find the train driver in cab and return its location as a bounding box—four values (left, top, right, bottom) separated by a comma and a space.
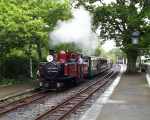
78, 54, 83, 64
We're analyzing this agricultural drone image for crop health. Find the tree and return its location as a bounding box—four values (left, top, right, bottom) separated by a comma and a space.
54, 42, 82, 53
94, 47, 101, 56
74, 0, 150, 73
0, 0, 71, 79
0, 0, 71, 60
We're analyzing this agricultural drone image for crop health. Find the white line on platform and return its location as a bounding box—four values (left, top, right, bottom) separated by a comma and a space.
146, 73, 150, 87
79, 65, 124, 120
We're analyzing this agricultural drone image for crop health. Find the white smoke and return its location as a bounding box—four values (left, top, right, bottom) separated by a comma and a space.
50, 7, 98, 55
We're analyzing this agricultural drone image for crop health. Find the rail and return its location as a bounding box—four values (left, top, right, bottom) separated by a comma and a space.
35, 70, 118, 120
0, 90, 48, 116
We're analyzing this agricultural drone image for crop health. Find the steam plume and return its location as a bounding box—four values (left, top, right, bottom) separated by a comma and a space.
50, 7, 98, 55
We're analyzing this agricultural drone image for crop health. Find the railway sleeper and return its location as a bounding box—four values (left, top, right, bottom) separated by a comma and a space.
34, 71, 116, 120
67, 101, 80, 104
58, 108, 69, 111
47, 116, 62, 120
50, 113, 65, 117
65, 104, 75, 107
74, 98, 83, 100
78, 94, 89, 97
81, 91, 93, 95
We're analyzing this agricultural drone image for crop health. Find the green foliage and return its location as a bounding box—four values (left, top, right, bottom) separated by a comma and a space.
0, 56, 38, 79
75, 0, 150, 72
54, 42, 82, 53
75, 0, 150, 51
109, 48, 125, 57
108, 48, 125, 62
0, 0, 71, 58
0, 0, 71, 79
94, 47, 101, 56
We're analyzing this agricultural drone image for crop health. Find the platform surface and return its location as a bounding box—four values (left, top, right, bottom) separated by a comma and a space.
96, 73, 150, 120
0, 84, 34, 99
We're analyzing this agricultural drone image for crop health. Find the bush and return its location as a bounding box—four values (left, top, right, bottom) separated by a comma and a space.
0, 56, 38, 80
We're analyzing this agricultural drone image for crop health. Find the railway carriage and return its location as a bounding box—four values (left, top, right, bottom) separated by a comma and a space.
37, 50, 109, 90
88, 56, 108, 78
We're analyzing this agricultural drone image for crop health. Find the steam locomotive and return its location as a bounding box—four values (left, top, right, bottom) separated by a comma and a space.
37, 50, 110, 90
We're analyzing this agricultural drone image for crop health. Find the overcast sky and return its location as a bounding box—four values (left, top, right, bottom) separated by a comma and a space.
102, 40, 116, 52
104, 0, 115, 3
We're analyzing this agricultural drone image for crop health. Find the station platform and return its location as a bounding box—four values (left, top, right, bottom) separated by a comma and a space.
0, 83, 34, 99
80, 65, 150, 120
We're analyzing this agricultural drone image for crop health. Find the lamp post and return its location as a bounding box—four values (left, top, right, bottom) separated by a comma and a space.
131, 30, 140, 71
131, 31, 140, 45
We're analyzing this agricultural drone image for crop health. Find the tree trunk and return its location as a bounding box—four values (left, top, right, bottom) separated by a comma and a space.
126, 49, 138, 73
28, 44, 33, 79
36, 41, 42, 60
29, 57, 33, 78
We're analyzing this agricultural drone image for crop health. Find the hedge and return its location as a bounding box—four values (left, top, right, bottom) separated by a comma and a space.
0, 56, 39, 80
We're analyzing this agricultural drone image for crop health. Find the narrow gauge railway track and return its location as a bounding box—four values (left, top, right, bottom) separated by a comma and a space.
0, 90, 48, 116
35, 70, 118, 120
0, 67, 110, 117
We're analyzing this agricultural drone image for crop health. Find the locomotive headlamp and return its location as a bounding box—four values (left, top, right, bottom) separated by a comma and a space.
47, 55, 54, 62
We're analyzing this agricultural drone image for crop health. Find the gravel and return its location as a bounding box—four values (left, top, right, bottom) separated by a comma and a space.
64, 79, 114, 120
